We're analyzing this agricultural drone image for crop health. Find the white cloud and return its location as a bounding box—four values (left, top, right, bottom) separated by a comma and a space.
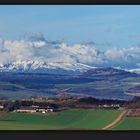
0, 38, 140, 69
104, 48, 124, 60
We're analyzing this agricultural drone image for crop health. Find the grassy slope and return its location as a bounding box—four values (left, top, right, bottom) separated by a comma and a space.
0, 109, 122, 130
113, 117, 140, 130
0, 82, 56, 99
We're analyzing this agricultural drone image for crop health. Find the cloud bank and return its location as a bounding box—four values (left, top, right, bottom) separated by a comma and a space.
0, 37, 140, 69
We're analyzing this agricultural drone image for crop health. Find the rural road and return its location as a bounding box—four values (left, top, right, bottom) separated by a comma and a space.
102, 110, 128, 130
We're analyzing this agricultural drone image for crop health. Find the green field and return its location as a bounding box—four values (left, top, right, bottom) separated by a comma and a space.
0, 109, 122, 130
113, 117, 140, 130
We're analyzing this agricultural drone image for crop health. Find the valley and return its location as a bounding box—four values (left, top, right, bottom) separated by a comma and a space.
0, 67, 139, 100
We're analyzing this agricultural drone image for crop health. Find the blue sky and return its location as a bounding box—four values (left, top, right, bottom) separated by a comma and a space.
0, 5, 140, 50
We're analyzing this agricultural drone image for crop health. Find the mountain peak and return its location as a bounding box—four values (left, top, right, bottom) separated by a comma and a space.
0, 60, 96, 74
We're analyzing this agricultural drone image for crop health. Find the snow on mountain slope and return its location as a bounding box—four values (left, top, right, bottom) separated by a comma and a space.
0, 60, 96, 74
127, 68, 140, 74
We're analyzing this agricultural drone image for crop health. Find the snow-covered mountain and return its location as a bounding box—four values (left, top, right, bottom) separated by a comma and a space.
0, 60, 96, 74
127, 68, 140, 74
0, 59, 138, 75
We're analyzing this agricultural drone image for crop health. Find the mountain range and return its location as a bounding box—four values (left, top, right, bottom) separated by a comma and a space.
0, 60, 96, 75
0, 65, 138, 100
0, 60, 139, 75
0, 60, 139, 100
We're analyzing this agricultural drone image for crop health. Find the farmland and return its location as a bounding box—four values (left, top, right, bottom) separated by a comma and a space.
113, 117, 140, 130
0, 109, 122, 130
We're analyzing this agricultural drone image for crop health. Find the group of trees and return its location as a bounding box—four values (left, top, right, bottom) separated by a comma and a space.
79, 97, 127, 106
2, 96, 140, 112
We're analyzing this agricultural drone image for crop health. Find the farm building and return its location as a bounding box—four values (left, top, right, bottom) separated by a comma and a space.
0, 105, 4, 110
14, 106, 37, 113
36, 106, 53, 113
14, 106, 54, 114
100, 104, 120, 109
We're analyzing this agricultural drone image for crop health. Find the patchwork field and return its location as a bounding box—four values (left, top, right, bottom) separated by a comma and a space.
0, 109, 122, 130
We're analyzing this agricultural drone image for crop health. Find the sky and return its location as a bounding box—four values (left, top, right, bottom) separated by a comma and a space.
0, 5, 140, 49
0, 5, 140, 69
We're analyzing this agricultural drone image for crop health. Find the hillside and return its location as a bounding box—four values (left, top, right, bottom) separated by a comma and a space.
0, 67, 139, 100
